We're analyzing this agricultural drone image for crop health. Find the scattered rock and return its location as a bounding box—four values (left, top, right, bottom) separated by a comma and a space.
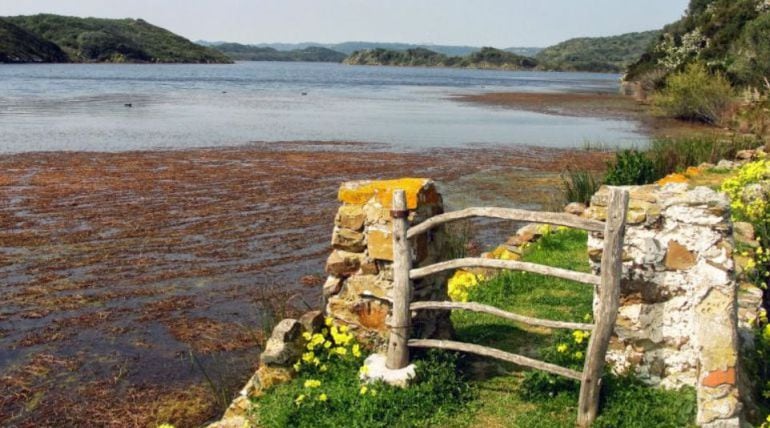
259, 319, 303, 366
325, 250, 363, 276
332, 227, 366, 252
716, 160, 739, 169
564, 202, 587, 216
335, 205, 366, 231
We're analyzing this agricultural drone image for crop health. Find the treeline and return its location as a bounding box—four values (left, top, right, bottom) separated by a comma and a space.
0, 14, 231, 63
213, 44, 347, 62
343, 47, 537, 70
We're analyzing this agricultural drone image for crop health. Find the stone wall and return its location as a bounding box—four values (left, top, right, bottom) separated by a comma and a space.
587, 183, 758, 427
324, 178, 453, 347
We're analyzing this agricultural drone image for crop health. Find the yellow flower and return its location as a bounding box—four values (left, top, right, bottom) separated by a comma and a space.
556, 344, 568, 353
304, 379, 321, 388
352, 344, 362, 358
325, 317, 333, 327
359, 365, 369, 376
572, 330, 589, 344
293, 362, 301, 372
333, 346, 348, 356
302, 352, 315, 363
320, 364, 328, 372
370, 389, 377, 396
763, 324, 770, 342
318, 393, 328, 402
359, 385, 368, 395
302, 332, 312, 341
158, 424, 175, 428
574, 351, 584, 359
294, 394, 305, 405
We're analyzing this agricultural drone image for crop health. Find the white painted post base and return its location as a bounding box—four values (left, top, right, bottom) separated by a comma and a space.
359, 353, 416, 388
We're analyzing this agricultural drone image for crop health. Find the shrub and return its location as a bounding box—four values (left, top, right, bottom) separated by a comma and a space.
653, 62, 733, 124
604, 150, 657, 185
593, 376, 697, 428
561, 169, 601, 205
648, 135, 758, 177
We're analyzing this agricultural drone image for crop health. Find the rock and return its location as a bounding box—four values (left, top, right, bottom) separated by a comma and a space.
735, 149, 756, 161
698, 162, 716, 170
665, 240, 697, 270
335, 205, 365, 231
325, 250, 363, 276
323, 276, 343, 297
564, 202, 587, 216
332, 227, 366, 252
299, 310, 325, 333
367, 226, 393, 261
515, 223, 543, 243
716, 160, 739, 169
360, 353, 416, 388
260, 319, 303, 366
733, 221, 758, 247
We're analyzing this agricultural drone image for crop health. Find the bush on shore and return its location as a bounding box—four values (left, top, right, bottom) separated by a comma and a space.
653, 63, 733, 124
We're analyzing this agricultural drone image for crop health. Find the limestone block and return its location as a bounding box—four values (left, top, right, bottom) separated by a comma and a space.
367, 226, 393, 261
332, 227, 366, 252
260, 319, 303, 366
564, 202, 587, 216
665, 240, 697, 270
335, 204, 365, 231
325, 250, 364, 276
323, 276, 344, 297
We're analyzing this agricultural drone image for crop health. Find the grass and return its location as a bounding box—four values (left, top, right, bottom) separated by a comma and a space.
252, 229, 697, 427
445, 228, 697, 428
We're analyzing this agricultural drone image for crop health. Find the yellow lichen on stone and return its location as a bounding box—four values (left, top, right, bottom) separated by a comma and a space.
338, 178, 433, 209
656, 173, 688, 185
685, 166, 701, 176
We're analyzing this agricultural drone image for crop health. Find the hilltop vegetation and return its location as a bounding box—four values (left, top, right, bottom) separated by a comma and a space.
344, 47, 537, 70
536, 30, 660, 73
213, 43, 346, 62
626, 0, 770, 89
0, 18, 68, 63
1, 14, 230, 63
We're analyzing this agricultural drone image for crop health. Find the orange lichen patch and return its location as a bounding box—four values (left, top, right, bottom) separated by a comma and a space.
657, 173, 689, 185
685, 166, 701, 176
338, 178, 435, 209
701, 367, 736, 387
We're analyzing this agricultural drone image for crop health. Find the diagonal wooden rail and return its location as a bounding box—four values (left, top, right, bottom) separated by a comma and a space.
386, 187, 629, 428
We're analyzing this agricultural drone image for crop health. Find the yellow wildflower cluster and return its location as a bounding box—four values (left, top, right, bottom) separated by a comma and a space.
447, 270, 485, 302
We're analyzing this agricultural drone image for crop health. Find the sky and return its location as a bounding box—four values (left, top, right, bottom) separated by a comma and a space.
0, 0, 690, 47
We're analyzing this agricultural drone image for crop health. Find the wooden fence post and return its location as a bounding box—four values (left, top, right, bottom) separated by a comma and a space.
577, 187, 629, 427
386, 189, 412, 369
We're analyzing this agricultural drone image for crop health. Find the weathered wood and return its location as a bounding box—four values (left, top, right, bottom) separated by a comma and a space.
406, 206, 604, 239
410, 301, 595, 331
409, 258, 601, 286
409, 339, 583, 381
577, 188, 628, 427
386, 189, 412, 370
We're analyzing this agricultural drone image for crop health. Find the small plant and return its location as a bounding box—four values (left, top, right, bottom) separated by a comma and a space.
561, 169, 601, 205
648, 135, 758, 178
653, 62, 733, 124
520, 326, 590, 399
255, 319, 473, 427
604, 150, 658, 185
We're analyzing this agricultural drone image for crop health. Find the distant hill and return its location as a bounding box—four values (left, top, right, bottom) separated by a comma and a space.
2, 14, 231, 63
0, 18, 68, 63
504, 47, 543, 57
200, 41, 513, 57
213, 43, 346, 62
626, 0, 770, 88
535, 30, 660, 73
343, 47, 537, 70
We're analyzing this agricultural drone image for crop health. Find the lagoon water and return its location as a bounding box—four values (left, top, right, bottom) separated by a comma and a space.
0, 61, 647, 153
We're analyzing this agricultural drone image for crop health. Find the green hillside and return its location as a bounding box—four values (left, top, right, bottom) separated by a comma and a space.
2, 14, 231, 63
536, 30, 660, 73
626, 0, 770, 88
213, 43, 346, 62
343, 47, 537, 70
0, 18, 68, 63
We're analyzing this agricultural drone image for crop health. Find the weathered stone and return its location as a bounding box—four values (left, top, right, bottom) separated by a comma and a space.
335, 204, 365, 231
260, 319, 303, 366
515, 223, 543, 242
323, 275, 344, 297
299, 310, 325, 334
665, 240, 697, 270
564, 202, 587, 216
367, 226, 393, 261
325, 250, 363, 276
360, 258, 379, 275
338, 178, 438, 209
733, 222, 758, 247
716, 159, 739, 169
735, 149, 756, 161
332, 227, 366, 252
626, 209, 647, 225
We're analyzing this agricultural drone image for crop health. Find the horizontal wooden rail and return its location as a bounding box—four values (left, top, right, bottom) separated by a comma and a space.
410, 301, 594, 331
409, 339, 583, 380
406, 207, 604, 238
409, 258, 601, 286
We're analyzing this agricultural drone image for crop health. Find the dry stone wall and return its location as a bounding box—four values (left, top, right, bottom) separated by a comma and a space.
324, 178, 454, 347
587, 183, 754, 427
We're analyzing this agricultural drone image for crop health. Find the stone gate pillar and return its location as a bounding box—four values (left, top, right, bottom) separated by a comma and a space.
324, 178, 453, 348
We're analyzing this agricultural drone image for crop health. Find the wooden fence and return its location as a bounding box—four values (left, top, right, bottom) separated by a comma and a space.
385, 187, 629, 427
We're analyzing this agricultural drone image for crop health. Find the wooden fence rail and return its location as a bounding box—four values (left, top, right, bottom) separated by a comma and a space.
386, 187, 629, 427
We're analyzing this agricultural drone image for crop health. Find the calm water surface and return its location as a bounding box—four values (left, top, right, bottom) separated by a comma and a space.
0, 62, 646, 153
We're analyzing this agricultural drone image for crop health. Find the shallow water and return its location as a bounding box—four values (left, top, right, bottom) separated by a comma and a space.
0, 62, 646, 153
